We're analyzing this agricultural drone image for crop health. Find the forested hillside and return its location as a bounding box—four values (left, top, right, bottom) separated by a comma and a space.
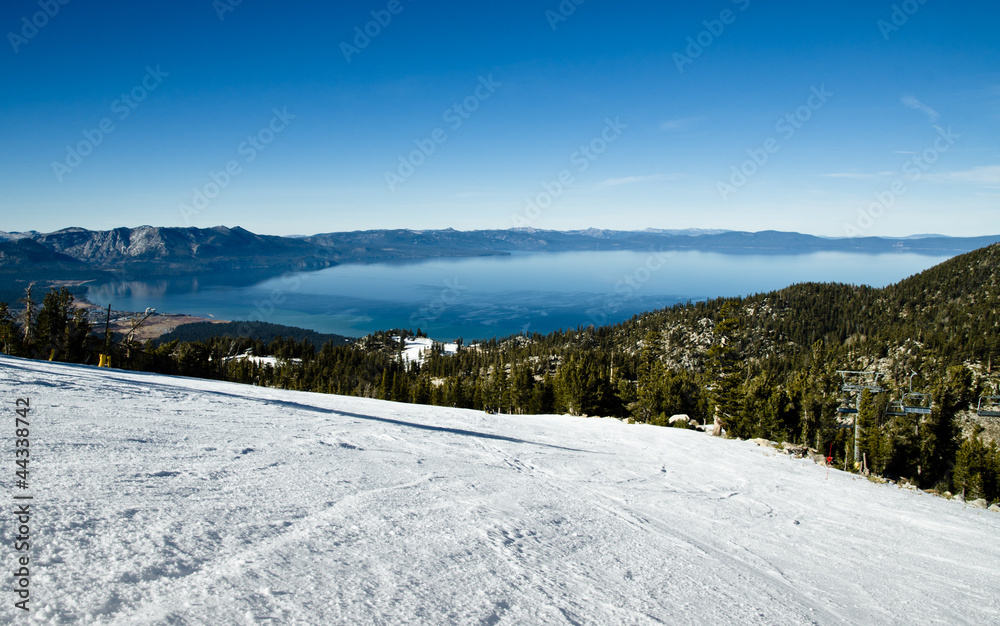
3, 244, 999, 503
155, 321, 352, 348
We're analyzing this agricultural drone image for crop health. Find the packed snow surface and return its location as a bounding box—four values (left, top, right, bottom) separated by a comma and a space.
2, 355, 999, 624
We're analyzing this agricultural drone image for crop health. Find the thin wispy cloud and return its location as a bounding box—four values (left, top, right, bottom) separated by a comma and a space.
927, 165, 1000, 185
901, 95, 940, 122
822, 172, 894, 179
660, 117, 702, 132
601, 174, 679, 187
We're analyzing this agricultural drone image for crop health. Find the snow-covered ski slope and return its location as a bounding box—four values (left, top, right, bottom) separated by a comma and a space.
1, 355, 998, 625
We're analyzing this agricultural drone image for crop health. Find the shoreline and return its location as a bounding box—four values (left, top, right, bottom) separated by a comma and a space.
72, 295, 229, 343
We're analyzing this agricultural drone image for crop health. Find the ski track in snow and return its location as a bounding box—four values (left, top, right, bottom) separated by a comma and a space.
1, 355, 999, 625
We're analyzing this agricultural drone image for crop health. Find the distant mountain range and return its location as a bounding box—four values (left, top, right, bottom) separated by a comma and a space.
302, 227, 1000, 257
2, 226, 998, 285
0, 226, 334, 279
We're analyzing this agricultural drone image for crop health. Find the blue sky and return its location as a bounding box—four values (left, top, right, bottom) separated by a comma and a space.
1, 0, 998, 237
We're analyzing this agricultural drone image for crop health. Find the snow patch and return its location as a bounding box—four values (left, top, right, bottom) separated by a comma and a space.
223, 351, 301, 367
397, 337, 458, 365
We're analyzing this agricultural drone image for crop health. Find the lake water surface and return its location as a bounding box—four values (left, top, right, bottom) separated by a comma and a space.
86, 250, 953, 340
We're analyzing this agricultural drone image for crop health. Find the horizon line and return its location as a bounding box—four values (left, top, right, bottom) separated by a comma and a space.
3, 225, 992, 241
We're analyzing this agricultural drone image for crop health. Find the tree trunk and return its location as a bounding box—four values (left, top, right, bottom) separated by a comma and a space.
712, 407, 724, 437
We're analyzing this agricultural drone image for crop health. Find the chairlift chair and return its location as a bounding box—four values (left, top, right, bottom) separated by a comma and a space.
835, 396, 857, 414
891, 373, 933, 416
902, 392, 932, 416
977, 396, 1000, 418
885, 400, 906, 418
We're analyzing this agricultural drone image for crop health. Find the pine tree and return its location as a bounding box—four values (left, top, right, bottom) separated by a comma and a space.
920, 366, 969, 488
65, 307, 92, 363
529, 375, 556, 415
391, 369, 407, 402
411, 377, 432, 405
857, 389, 891, 474
798, 341, 840, 450
35, 288, 75, 361
706, 301, 745, 436
18, 284, 37, 354
378, 369, 391, 400
0, 303, 17, 356
953, 436, 986, 500
661, 369, 705, 425
952, 434, 1000, 502
510, 363, 534, 414
635, 331, 665, 423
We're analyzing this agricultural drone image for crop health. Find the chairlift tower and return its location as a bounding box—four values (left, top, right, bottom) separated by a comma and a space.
836, 370, 885, 465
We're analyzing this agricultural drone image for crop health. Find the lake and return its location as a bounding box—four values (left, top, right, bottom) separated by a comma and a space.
86, 250, 953, 341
